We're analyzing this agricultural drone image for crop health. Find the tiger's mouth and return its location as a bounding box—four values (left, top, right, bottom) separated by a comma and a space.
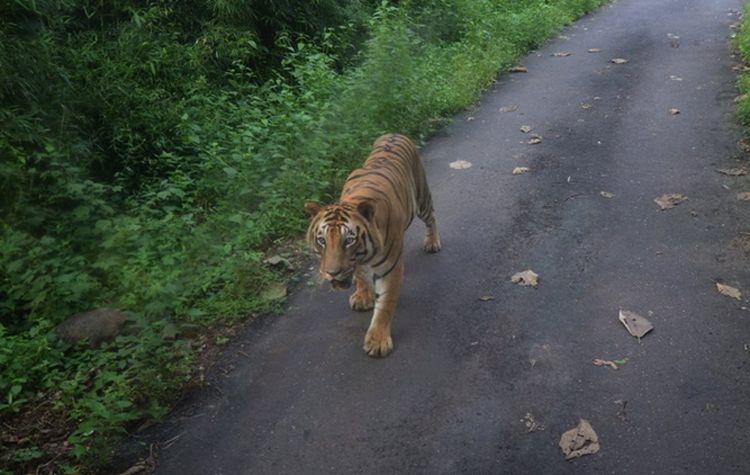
330, 275, 353, 290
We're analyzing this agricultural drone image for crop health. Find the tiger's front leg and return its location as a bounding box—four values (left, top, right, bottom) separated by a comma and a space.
349, 265, 375, 311
363, 260, 403, 357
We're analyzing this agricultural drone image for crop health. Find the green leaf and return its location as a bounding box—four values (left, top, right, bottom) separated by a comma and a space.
223, 166, 238, 178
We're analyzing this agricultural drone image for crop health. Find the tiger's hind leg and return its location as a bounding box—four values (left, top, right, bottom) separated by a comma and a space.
418, 192, 441, 253
349, 265, 375, 311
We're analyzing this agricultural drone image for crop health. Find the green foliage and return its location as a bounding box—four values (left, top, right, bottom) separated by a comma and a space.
1, 0, 606, 470
737, 4, 750, 128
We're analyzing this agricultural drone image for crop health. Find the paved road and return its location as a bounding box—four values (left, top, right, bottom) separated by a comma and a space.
128, 0, 750, 472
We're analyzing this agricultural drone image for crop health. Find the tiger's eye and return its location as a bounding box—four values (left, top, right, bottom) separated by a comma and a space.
345, 235, 356, 246
316, 236, 326, 247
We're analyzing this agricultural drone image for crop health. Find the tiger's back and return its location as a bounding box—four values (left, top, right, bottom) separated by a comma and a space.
341, 134, 439, 271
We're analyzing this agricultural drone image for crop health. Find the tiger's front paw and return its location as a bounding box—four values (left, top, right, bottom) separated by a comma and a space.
363, 327, 393, 357
423, 235, 442, 253
349, 291, 375, 311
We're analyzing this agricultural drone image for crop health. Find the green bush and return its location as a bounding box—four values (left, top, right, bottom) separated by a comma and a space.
737, 3, 750, 128
1, 0, 606, 470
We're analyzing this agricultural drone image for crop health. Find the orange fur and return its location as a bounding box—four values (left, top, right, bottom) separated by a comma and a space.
305, 134, 441, 357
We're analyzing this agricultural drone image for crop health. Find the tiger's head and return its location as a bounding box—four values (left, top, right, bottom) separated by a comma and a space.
304, 201, 378, 290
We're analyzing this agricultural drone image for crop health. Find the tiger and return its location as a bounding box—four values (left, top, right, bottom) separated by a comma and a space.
305, 133, 441, 357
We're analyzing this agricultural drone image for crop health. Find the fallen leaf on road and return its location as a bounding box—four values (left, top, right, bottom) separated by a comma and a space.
553, 51, 572, 57
588, 48, 602, 53
511, 269, 538, 287
520, 125, 532, 133
581, 103, 593, 110
512, 167, 530, 175
522, 413, 545, 433
600, 191, 614, 198
510, 65, 528, 73
527, 135, 542, 145
619, 309, 654, 338
592, 358, 619, 370
669, 108, 680, 115
669, 75, 683, 81
559, 419, 600, 461
716, 282, 742, 300
478, 295, 495, 301
654, 193, 687, 210
716, 167, 748, 176
737, 192, 750, 201
449, 160, 472, 169
613, 358, 628, 365
667, 33, 680, 39
610, 58, 629, 64
499, 105, 519, 113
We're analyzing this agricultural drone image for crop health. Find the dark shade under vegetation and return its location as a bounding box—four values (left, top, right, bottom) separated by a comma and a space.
1, 0, 607, 471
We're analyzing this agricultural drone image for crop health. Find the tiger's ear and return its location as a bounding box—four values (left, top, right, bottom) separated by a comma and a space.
356, 201, 375, 222
304, 202, 322, 218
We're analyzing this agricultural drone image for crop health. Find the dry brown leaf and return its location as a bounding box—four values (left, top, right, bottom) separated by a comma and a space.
559, 419, 600, 461
553, 51, 572, 57
509, 65, 528, 73
499, 105, 519, 113
478, 295, 495, 302
520, 125, 532, 133
654, 193, 687, 210
716, 282, 742, 301
588, 48, 602, 53
600, 191, 614, 198
619, 310, 654, 338
449, 160, 472, 170
669, 108, 680, 115
512, 167, 530, 175
511, 269, 538, 287
592, 358, 618, 370
716, 168, 748, 176
610, 58, 629, 64
737, 192, 750, 201
527, 135, 542, 145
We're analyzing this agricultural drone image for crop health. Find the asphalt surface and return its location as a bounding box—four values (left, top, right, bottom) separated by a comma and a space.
125, 0, 750, 472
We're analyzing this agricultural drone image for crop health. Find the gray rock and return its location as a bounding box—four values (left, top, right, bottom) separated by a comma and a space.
55, 308, 126, 347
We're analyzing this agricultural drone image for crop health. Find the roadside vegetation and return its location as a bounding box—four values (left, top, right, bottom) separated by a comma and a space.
736, 2, 750, 128
0, 0, 606, 471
